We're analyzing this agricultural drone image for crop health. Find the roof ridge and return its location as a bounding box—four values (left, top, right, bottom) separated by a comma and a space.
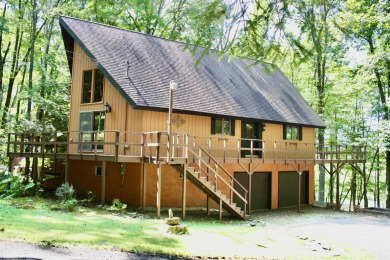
59, 16, 276, 67
60, 16, 212, 53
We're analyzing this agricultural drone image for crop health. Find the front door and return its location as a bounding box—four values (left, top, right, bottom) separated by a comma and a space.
241, 121, 262, 158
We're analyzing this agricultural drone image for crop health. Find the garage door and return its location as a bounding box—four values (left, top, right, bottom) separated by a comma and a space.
234, 172, 271, 211
278, 171, 308, 208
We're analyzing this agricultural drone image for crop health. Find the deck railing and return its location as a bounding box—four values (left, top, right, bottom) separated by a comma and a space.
7, 131, 367, 164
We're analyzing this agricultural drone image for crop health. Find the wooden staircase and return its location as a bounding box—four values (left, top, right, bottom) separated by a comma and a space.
172, 164, 249, 219
171, 138, 250, 220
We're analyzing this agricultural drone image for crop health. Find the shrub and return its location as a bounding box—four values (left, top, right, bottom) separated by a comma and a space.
0, 174, 34, 199
55, 183, 78, 211
55, 183, 75, 202
85, 190, 96, 203
60, 199, 78, 211
108, 198, 127, 213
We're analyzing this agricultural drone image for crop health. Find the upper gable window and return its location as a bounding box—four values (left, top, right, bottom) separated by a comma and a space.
82, 69, 104, 104
211, 117, 235, 136
283, 125, 302, 140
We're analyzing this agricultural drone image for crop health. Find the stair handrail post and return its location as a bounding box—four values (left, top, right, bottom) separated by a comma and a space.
198, 148, 202, 178
244, 190, 248, 215
230, 177, 233, 201
214, 164, 218, 191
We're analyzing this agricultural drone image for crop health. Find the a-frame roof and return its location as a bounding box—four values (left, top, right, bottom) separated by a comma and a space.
59, 16, 326, 128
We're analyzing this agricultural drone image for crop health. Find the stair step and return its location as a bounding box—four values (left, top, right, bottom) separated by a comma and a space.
203, 181, 211, 188
220, 194, 226, 200
199, 176, 206, 182
216, 190, 221, 195
187, 167, 195, 174
225, 198, 230, 204
230, 203, 236, 208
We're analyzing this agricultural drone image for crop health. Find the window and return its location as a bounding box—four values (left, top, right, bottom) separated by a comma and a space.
79, 111, 105, 151
95, 166, 102, 176
82, 69, 104, 103
211, 117, 235, 136
283, 125, 302, 140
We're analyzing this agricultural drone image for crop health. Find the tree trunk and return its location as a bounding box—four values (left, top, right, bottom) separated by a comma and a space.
28, 0, 37, 194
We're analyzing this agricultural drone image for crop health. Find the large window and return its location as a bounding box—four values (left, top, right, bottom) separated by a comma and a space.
283, 125, 302, 140
82, 69, 104, 103
211, 117, 235, 136
79, 111, 105, 151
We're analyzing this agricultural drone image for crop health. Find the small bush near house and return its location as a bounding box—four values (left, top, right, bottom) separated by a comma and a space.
55, 183, 78, 211
55, 183, 75, 201
108, 198, 127, 213
60, 198, 78, 211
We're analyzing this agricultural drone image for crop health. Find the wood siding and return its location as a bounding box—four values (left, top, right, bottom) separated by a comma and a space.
69, 42, 317, 159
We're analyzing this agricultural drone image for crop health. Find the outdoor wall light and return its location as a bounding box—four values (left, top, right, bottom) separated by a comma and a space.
104, 102, 112, 113
262, 123, 266, 132
170, 80, 178, 91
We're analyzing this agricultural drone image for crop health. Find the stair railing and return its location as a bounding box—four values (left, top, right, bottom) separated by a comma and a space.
188, 137, 249, 215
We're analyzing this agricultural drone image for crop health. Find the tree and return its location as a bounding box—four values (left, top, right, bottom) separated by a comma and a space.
335, 0, 390, 207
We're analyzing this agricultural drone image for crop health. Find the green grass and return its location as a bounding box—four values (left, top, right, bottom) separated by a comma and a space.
0, 198, 372, 258
0, 197, 186, 256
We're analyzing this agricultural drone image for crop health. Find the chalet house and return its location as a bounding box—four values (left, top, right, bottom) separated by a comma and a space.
7, 17, 366, 219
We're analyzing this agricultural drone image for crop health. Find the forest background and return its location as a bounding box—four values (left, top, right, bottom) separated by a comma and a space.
0, 0, 389, 208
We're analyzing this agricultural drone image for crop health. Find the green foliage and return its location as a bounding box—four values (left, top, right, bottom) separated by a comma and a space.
80, 190, 96, 205
54, 183, 78, 211
60, 198, 78, 211
108, 198, 127, 213
0, 173, 35, 199
55, 183, 75, 202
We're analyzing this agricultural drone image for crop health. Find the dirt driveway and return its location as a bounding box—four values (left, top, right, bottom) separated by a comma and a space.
246, 207, 390, 259
1, 207, 389, 259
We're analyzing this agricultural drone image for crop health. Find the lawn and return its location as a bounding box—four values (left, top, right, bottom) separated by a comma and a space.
0, 198, 186, 256
0, 197, 380, 258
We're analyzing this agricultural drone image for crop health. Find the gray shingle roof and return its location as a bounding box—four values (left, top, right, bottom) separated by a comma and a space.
60, 16, 326, 128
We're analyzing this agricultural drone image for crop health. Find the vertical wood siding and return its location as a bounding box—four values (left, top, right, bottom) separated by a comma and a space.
69, 42, 317, 159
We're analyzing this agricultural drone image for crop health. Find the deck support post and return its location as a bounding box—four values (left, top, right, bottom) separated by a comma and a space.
101, 161, 106, 205
182, 164, 187, 219
249, 173, 252, 215
219, 198, 223, 220
336, 164, 340, 210
290, 163, 307, 213
8, 157, 14, 177
156, 163, 162, 218
298, 165, 301, 213
142, 162, 146, 211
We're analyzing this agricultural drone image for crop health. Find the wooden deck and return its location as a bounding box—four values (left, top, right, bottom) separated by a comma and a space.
7, 131, 367, 165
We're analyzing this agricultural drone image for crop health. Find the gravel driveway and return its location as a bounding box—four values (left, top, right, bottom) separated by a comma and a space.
1, 207, 389, 259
